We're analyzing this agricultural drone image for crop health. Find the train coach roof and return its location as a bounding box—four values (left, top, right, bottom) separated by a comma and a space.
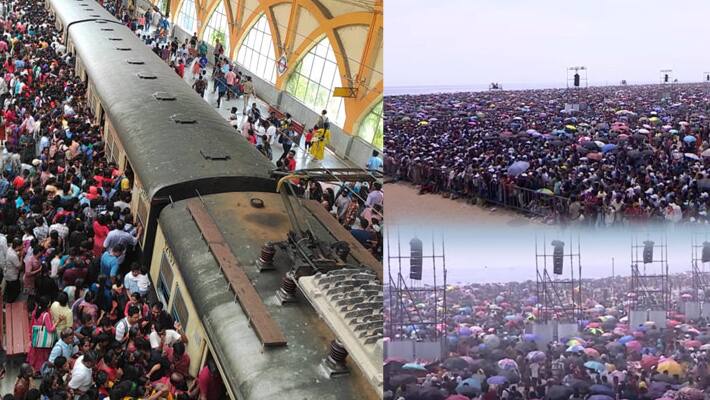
158, 192, 379, 400
69, 19, 275, 199
51, 0, 118, 28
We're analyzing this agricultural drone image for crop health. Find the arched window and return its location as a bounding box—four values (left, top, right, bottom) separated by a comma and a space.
176, 0, 196, 33
156, 0, 167, 15
286, 37, 345, 127
236, 15, 276, 84
357, 101, 383, 150
202, 2, 229, 51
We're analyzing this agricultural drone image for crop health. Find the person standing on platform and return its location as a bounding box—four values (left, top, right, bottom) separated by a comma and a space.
242, 76, 254, 114
367, 150, 383, 171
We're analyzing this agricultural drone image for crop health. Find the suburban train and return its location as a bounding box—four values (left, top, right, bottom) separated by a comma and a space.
44, 0, 383, 398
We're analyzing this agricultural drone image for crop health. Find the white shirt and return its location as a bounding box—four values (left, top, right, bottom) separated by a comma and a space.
115, 318, 132, 342
267, 125, 277, 144
4, 247, 20, 281
149, 329, 182, 349
68, 356, 93, 393
136, 274, 150, 293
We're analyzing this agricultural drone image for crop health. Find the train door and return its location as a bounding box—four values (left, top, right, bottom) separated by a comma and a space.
196, 349, 229, 399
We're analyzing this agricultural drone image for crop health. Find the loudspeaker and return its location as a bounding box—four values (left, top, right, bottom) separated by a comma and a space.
643, 241, 654, 264
702, 242, 710, 263
664, 74, 669, 83
573, 73, 580, 87
552, 240, 564, 274
410, 238, 423, 280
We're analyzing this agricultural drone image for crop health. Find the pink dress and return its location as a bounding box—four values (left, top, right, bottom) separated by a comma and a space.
27, 310, 56, 372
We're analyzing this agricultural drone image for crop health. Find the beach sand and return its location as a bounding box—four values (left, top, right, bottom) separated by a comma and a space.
386, 182, 542, 227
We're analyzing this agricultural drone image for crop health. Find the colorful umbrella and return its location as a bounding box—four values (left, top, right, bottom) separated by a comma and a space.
657, 359, 682, 376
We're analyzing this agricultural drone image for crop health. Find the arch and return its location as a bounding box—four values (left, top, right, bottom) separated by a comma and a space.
355, 100, 383, 150
285, 36, 345, 127
201, 1, 230, 50
235, 14, 277, 84
175, 0, 197, 33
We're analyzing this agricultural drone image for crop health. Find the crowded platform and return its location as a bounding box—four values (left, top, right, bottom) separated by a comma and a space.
384, 84, 710, 225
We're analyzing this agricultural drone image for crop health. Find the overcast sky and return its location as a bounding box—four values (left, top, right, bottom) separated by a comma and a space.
385, 0, 710, 88
384, 225, 708, 284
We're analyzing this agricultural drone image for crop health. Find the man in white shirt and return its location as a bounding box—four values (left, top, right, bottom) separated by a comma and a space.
267, 122, 277, 146
3, 238, 22, 303
149, 322, 188, 349
68, 351, 97, 396
115, 305, 141, 343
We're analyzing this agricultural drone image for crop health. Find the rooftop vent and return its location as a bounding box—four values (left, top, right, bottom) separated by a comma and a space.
100, 28, 114, 31
107, 37, 123, 41
170, 114, 197, 124
200, 149, 230, 160
126, 59, 144, 65
137, 72, 157, 80
153, 92, 176, 101
115, 47, 131, 51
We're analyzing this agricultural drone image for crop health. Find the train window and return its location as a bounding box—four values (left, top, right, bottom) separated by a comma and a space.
158, 251, 174, 306
171, 287, 189, 328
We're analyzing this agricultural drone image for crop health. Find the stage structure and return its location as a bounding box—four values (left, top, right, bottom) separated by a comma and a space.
489, 82, 503, 91
384, 229, 447, 361
704, 72, 710, 82
566, 66, 588, 89
532, 236, 582, 347
681, 234, 710, 320
660, 69, 674, 101
628, 236, 669, 329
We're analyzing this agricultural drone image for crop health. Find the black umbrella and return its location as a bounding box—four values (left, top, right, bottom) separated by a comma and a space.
589, 384, 614, 396
652, 373, 676, 383
545, 385, 573, 400
389, 374, 418, 389
698, 179, 710, 190
583, 141, 599, 150
442, 357, 470, 371
565, 378, 591, 393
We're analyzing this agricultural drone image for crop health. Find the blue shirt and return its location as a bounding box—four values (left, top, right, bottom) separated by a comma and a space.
367, 156, 383, 171
100, 251, 119, 277
49, 339, 78, 363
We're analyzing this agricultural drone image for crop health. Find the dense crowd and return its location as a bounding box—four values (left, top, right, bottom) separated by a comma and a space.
384, 84, 710, 225
0, 0, 232, 398
385, 274, 710, 400
103, 4, 385, 260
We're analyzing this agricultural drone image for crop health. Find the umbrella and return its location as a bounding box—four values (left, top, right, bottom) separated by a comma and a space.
584, 348, 600, 358
641, 354, 659, 370
455, 378, 482, 395
589, 385, 614, 396
657, 359, 682, 376
507, 161, 530, 177
527, 351, 546, 363
651, 373, 675, 383
486, 375, 508, 385
584, 361, 606, 373
446, 396, 470, 400
567, 344, 585, 353
537, 188, 554, 195
442, 357, 469, 371
497, 358, 518, 371
625, 340, 642, 352
545, 385, 573, 400
601, 143, 618, 153
684, 135, 697, 143
588, 396, 613, 400
403, 363, 427, 372
618, 335, 634, 344
389, 374, 417, 388
522, 333, 538, 342
683, 339, 701, 349
483, 334, 500, 349
685, 153, 700, 161
678, 387, 704, 400
565, 124, 577, 131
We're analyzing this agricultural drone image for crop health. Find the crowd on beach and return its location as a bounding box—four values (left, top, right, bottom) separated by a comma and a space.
384, 84, 710, 225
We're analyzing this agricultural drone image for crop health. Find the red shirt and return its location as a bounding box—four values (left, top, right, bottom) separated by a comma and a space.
12, 175, 24, 189
197, 366, 225, 400
286, 157, 296, 171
